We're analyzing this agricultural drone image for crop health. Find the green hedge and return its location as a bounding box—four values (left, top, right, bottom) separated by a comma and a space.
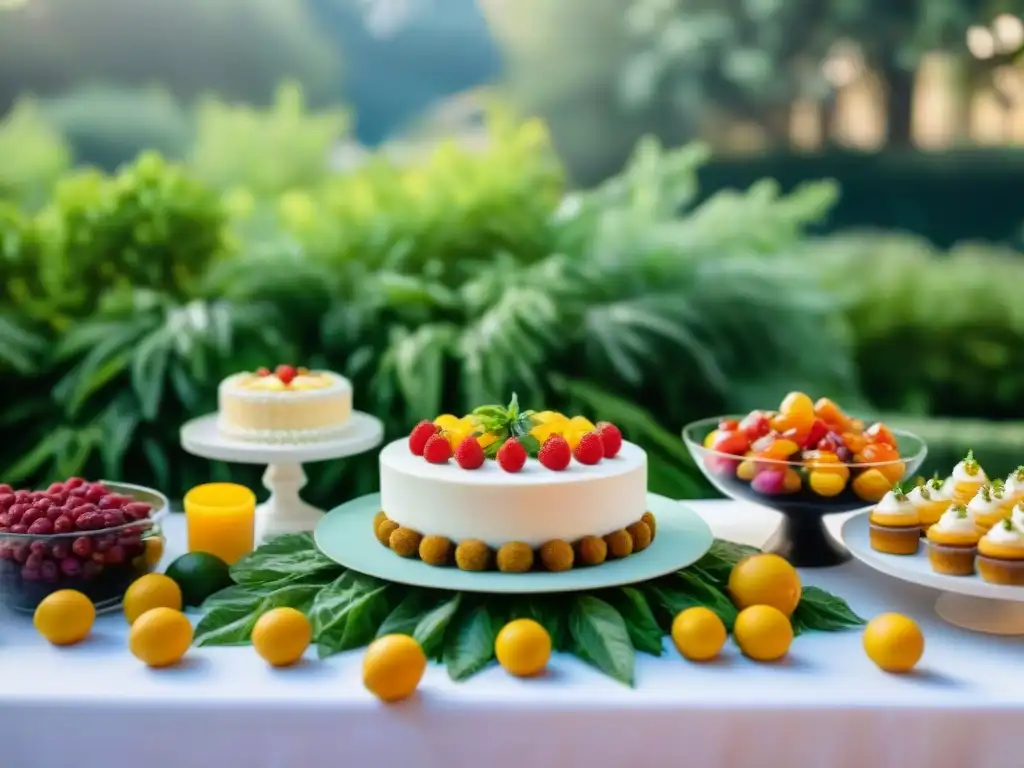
696, 149, 1024, 248
0, 116, 861, 506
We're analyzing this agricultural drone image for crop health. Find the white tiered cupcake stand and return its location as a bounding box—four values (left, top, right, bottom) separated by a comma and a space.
843, 513, 1024, 635
180, 412, 384, 542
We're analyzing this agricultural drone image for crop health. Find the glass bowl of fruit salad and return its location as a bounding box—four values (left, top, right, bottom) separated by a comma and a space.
682, 393, 927, 568
0, 478, 168, 613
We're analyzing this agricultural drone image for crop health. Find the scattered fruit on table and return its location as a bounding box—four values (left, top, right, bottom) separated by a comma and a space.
165, 552, 232, 607
129, 606, 194, 668
406, 395, 625, 472
671, 607, 727, 662
363, 634, 428, 703
495, 619, 552, 677
862, 613, 924, 673
251, 607, 312, 667
700, 393, 908, 503
123, 573, 183, 625
0, 478, 163, 611
733, 605, 794, 662
33, 589, 95, 646
727, 554, 802, 617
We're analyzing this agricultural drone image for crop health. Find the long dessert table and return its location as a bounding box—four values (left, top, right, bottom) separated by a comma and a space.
1, 501, 1022, 768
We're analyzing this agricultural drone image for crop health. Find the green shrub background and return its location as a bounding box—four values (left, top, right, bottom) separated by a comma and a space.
2, 89, 1024, 505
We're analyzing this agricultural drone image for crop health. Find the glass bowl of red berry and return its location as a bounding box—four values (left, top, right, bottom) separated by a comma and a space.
0, 478, 168, 613
682, 393, 927, 568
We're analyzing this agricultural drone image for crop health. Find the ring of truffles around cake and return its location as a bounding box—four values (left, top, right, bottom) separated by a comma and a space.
375, 394, 654, 573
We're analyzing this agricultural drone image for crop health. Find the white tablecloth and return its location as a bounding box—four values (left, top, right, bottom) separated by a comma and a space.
1, 501, 1022, 768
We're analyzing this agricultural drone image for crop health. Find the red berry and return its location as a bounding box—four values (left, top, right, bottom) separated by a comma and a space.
454, 436, 485, 470
84, 486, 105, 504
596, 421, 623, 459
538, 435, 571, 471
20, 565, 40, 581
72, 537, 94, 557
104, 544, 126, 565
59, 557, 82, 577
6, 504, 25, 523
99, 494, 130, 510
40, 560, 58, 582
275, 364, 297, 385
408, 420, 440, 456
64, 477, 85, 489
739, 411, 772, 439
103, 511, 125, 528
123, 502, 152, 521
51, 542, 70, 560
573, 432, 605, 465
21, 508, 44, 527
76, 512, 105, 531
256, 367, 270, 376
803, 418, 829, 449
497, 438, 528, 473
0, 484, 11, 494
28, 518, 54, 535
0, 494, 14, 509
54, 516, 74, 534
10, 524, 27, 534
423, 433, 453, 464
47, 482, 65, 494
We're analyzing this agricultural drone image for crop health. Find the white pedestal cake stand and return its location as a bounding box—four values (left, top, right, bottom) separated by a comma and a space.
180, 412, 384, 542
843, 513, 1024, 635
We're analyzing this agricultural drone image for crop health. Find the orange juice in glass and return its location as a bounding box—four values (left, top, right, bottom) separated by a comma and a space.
184, 483, 257, 565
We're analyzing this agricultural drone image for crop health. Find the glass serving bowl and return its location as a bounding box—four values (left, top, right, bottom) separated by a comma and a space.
682, 417, 927, 567
0, 480, 169, 613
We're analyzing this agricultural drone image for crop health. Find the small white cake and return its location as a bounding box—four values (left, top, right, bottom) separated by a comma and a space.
378, 439, 647, 548
217, 365, 353, 443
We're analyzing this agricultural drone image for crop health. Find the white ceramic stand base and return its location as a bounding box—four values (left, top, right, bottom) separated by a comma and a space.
842, 513, 1024, 636
933, 592, 1024, 635
180, 412, 384, 543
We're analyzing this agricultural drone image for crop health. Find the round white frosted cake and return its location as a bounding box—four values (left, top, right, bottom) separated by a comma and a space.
379, 439, 647, 547
217, 365, 353, 443
373, 398, 656, 573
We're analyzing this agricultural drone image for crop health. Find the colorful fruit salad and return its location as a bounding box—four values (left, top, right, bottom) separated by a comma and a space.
0, 479, 166, 612
697, 392, 910, 504
407, 394, 623, 473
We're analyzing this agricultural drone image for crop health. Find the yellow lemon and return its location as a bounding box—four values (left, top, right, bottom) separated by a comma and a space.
251, 607, 312, 667
433, 414, 462, 431
143, 537, 165, 568
444, 427, 472, 452
532, 411, 567, 425
567, 415, 596, 433
123, 573, 183, 625
671, 607, 727, 661
363, 634, 427, 703
530, 421, 567, 443
495, 618, 552, 677
727, 553, 802, 617
476, 432, 498, 449
863, 613, 924, 673
33, 590, 95, 646
733, 605, 793, 662
129, 607, 193, 668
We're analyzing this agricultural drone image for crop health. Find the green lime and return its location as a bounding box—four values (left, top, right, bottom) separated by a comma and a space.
164, 552, 233, 608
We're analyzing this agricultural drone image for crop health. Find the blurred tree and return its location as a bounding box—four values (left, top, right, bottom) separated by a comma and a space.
485, 0, 1024, 170
0, 97, 69, 208
0, 0, 339, 111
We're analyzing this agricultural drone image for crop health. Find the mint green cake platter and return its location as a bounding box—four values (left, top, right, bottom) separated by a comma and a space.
314, 493, 713, 594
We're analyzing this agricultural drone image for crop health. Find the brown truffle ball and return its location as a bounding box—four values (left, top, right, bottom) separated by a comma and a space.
419, 535, 454, 567
376, 519, 400, 547
627, 521, 652, 552
496, 542, 534, 573
604, 529, 634, 559
575, 535, 608, 567
641, 511, 657, 540
539, 540, 575, 572
455, 540, 493, 572
389, 527, 423, 558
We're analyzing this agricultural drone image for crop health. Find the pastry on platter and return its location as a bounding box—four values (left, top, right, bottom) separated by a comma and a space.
946, 450, 987, 505
967, 482, 1008, 533
868, 487, 920, 555
977, 519, 1024, 586
217, 364, 353, 444
1002, 466, 1024, 511
906, 475, 953, 535
925, 504, 980, 576
375, 396, 653, 573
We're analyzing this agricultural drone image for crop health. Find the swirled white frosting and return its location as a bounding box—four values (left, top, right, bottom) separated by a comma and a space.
932, 506, 977, 535
950, 458, 986, 485
1011, 502, 1024, 529
967, 486, 1003, 517
1005, 469, 1024, 499
983, 520, 1024, 548
907, 481, 951, 506
874, 490, 915, 520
